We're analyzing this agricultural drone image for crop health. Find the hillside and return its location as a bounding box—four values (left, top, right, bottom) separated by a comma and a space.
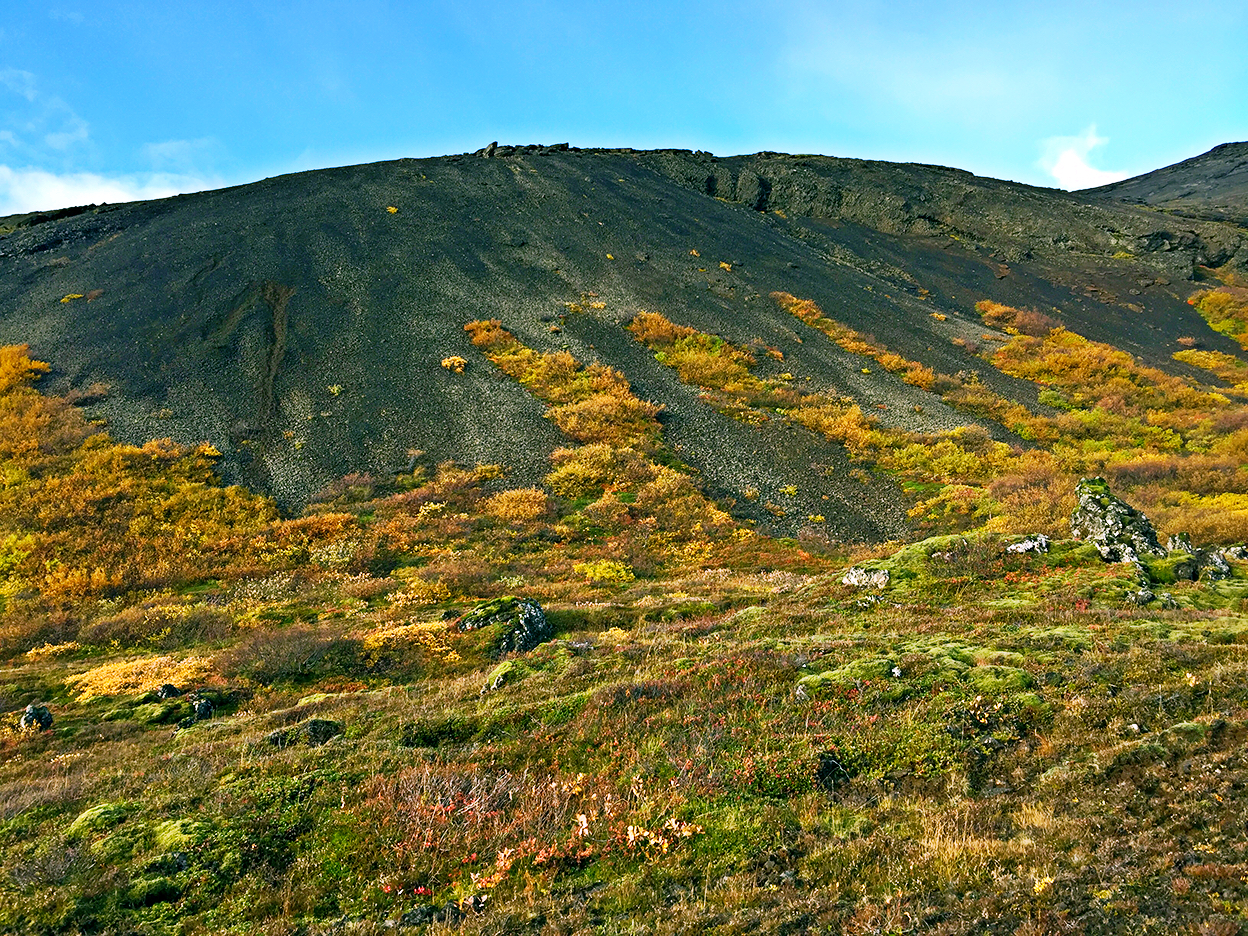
0, 146, 1245, 537
1089, 141, 1248, 226
3, 145, 1248, 935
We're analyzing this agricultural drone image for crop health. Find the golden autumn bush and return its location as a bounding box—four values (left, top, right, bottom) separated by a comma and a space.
483, 487, 552, 523
66, 653, 217, 699
1190, 288, 1248, 349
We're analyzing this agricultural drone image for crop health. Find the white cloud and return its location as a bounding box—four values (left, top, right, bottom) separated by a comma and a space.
0, 69, 38, 103
1040, 126, 1130, 190
0, 165, 217, 214
140, 137, 223, 173
0, 67, 91, 160
44, 114, 89, 150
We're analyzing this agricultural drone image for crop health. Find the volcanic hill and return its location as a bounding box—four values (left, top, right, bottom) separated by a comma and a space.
0, 142, 1245, 538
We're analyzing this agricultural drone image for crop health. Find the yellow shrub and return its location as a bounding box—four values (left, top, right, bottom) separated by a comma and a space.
545, 445, 655, 498
483, 487, 551, 522
359, 621, 459, 664
1173, 348, 1248, 391
573, 559, 636, 583
549, 393, 662, 446
67, 654, 216, 698
1191, 290, 1248, 349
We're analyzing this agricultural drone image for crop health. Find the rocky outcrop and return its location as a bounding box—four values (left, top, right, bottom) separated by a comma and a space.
457, 597, 552, 655
1070, 478, 1166, 563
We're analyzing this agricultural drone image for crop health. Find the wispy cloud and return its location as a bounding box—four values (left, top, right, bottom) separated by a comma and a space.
1039, 126, 1129, 190
0, 67, 91, 159
140, 137, 224, 173
0, 166, 216, 215
0, 71, 224, 213
0, 68, 38, 103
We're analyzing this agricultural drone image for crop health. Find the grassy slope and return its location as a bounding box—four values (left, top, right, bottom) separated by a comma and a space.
3, 544, 1248, 935
0, 331, 1247, 935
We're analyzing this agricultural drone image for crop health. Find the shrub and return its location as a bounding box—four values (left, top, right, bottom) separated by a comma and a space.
483, 488, 551, 523
66, 654, 217, 699
1190, 289, 1248, 349
573, 560, 636, 584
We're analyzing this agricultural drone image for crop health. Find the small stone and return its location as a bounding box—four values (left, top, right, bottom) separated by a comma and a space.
1006, 534, 1050, 554
155, 684, 183, 700
19, 703, 52, 732
191, 699, 213, 721
841, 567, 890, 589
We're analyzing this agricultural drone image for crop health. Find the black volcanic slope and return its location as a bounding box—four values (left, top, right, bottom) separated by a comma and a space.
1089, 141, 1248, 225
0, 145, 1245, 538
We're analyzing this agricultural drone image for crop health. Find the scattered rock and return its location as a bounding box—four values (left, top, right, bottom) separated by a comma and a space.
1167, 532, 1194, 553
481, 660, 517, 694
841, 567, 890, 589
266, 718, 344, 749
155, 684, 183, 700
1006, 533, 1050, 554
19, 703, 52, 731
1224, 545, 1248, 561
1070, 477, 1166, 562
815, 750, 853, 790
457, 596, 552, 655
1201, 550, 1232, 581
191, 698, 213, 721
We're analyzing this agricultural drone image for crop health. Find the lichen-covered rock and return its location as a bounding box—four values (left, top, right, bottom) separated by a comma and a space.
19, 703, 52, 731
191, 698, 213, 721
1006, 534, 1050, 555
1201, 550, 1232, 581
1070, 478, 1166, 562
841, 567, 890, 589
457, 596, 552, 655
1167, 532, 1194, 553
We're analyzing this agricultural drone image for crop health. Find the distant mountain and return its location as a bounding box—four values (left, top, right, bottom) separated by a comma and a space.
0, 144, 1244, 536
1087, 141, 1248, 226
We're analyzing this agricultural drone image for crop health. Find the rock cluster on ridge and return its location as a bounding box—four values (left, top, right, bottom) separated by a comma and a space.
1070, 477, 1167, 563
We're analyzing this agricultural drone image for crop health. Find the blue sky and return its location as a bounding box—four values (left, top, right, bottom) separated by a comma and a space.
1, 0, 1245, 213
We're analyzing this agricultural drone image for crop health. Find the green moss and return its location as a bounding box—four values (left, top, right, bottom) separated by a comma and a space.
153, 818, 202, 851
965, 664, 1034, 693
67, 803, 130, 839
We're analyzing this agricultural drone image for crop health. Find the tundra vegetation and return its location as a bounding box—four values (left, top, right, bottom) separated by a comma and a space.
2, 286, 1248, 935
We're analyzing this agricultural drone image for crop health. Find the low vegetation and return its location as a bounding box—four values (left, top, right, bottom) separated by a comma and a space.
2, 296, 1248, 935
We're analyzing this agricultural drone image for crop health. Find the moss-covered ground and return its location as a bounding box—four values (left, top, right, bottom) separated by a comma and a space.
3, 532, 1248, 935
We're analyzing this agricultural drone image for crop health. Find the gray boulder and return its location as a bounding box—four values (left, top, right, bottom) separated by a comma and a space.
1167, 532, 1194, 553
19, 703, 52, 731
457, 597, 552, 655
191, 699, 213, 721
155, 684, 183, 700
1201, 550, 1232, 581
1070, 478, 1166, 562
